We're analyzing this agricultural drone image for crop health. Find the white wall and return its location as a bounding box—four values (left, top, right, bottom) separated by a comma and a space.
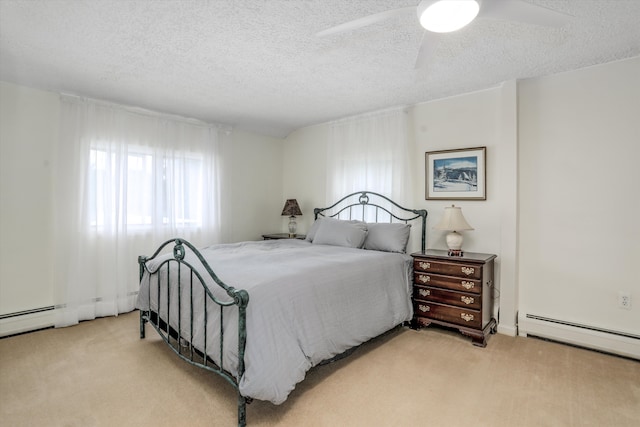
409, 89, 503, 253
0, 83, 58, 319
0, 82, 284, 334
518, 57, 640, 344
226, 129, 284, 242
281, 124, 329, 233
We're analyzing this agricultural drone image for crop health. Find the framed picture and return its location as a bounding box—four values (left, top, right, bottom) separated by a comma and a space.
425, 146, 486, 200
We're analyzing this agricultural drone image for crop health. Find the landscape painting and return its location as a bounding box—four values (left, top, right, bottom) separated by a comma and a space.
425, 147, 486, 200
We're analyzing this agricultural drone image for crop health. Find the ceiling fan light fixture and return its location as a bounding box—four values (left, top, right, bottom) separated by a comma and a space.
418, 0, 480, 33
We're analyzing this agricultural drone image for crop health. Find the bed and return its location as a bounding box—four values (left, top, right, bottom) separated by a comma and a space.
136, 191, 427, 426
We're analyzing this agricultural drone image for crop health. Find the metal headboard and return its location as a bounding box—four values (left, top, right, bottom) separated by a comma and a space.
314, 191, 428, 252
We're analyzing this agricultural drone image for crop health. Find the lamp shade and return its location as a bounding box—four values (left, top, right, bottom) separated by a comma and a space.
281, 199, 302, 217
434, 205, 474, 231
417, 0, 480, 33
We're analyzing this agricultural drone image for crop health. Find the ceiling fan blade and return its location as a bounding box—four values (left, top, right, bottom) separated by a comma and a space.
316, 6, 414, 37
414, 31, 437, 69
479, 0, 572, 28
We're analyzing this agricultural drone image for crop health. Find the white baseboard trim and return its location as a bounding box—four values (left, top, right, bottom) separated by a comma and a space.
518, 313, 639, 360
497, 323, 518, 337
0, 309, 56, 337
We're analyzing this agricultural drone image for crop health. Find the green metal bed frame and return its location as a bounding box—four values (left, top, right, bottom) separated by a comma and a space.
138, 191, 427, 426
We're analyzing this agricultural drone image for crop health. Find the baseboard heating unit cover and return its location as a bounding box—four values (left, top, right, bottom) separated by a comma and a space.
518, 313, 639, 360
0, 306, 55, 337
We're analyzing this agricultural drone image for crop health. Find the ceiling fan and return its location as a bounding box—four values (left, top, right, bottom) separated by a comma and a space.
316, 0, 572, 68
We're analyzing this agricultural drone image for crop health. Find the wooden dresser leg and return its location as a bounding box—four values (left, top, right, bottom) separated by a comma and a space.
471, 334, 487, 347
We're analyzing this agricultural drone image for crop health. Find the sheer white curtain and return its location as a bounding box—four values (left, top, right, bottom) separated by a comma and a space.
326, 108, 412, 205
53, 96, 227, 327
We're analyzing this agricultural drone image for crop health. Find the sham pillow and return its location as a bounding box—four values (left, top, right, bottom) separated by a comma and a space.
312, 218, 368, 249
363, 222, 411, 253
305, 218, 324, 242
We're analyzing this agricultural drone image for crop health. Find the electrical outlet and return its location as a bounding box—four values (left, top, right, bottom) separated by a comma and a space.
618, 292, 631, 310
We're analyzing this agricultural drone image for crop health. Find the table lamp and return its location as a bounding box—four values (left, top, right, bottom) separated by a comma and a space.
281, 199, 303, 237
434, 205, 474, 256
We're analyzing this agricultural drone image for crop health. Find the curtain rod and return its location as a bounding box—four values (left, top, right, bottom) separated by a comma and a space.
59, 93, 233, 133
327, 105, 409, 126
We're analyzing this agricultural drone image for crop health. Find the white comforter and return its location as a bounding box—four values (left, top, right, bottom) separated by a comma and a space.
136, 239, 413, 404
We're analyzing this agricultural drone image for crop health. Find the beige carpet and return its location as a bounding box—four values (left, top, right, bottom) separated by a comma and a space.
0, 311, 638, 427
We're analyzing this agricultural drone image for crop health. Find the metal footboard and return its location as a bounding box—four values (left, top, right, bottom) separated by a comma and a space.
138, 238, 250, 427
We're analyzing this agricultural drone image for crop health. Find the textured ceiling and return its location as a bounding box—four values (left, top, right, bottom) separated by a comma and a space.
1, 0, 639, 138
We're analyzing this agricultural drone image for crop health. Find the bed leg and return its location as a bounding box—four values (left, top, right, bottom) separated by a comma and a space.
238, 394, 247, 427
139, 310, 147, 339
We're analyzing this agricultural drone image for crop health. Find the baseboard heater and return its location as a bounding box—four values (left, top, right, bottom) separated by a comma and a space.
519, 313, 640, 360
0, 306, 56, 337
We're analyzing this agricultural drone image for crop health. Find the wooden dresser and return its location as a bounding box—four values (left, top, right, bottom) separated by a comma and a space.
411, 249, 497, 347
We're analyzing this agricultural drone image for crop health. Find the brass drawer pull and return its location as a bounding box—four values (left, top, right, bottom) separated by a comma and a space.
418, 304, 430, 313
418, 261, 431, 270
418, 275, 431, 283
461, 296, 474, 305
461, 313, 474, 322
419, 289, 431, 297
461, 281, 475, 290
461, 267, 475, 276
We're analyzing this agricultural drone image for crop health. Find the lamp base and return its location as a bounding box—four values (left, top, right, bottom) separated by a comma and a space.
445, 230, 465, 256
288, 216, 297, 238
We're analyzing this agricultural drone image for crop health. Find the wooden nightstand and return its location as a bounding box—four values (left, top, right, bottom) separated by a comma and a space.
411, 249, 497, 347
262, 233, 306, 240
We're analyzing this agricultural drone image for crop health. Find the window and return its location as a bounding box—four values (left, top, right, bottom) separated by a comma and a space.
88, 146, 204, 230
327, 109, 411, 205
56, 96, 225, 327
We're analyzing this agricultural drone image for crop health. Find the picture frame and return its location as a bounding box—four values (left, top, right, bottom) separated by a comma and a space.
425, 146, 486, 200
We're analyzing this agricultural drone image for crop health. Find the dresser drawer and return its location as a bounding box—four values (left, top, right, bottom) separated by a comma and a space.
413, 259, 483, 280
414, 301, 482, 329
414, 272, 481, 294
413, 285, 481, 310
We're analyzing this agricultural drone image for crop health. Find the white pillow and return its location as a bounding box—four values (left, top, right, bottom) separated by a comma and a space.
305, 218, 324, 242
312, 218, 368, 248
363, 222, 411, 253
